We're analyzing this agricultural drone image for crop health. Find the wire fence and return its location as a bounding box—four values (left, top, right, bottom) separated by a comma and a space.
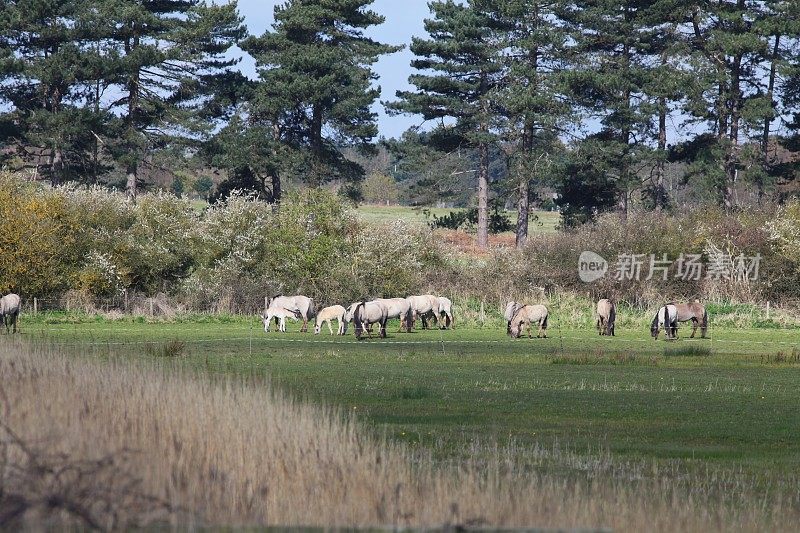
10, 296, 800, 354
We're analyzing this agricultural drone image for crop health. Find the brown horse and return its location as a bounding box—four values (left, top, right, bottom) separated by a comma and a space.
670, 300, 708, 338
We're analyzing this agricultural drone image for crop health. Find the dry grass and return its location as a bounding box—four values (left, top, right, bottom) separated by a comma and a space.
0, 341, 795, 531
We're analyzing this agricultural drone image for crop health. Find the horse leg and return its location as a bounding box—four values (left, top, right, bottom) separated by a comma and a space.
301, 316, 308, 333
380, 319, 387, 338
327, 319, 334, 335
12, 314, 16, 334
690, 318, 697, 338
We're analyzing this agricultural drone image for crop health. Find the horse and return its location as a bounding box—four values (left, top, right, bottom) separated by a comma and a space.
0, 293, 20, 334
406, 295, 440, 329
435, 296, 454, 329
504, 301, 523, 335
347, 301, 389, 340
267, 295, 315, 332
596, 298, 616, 336
314, 305, 347, 335
670, 300, 708, 338
509, 304, 549, 339
373, 298, 413, 333
260, 307, 301, 333
650, 304, 678, 340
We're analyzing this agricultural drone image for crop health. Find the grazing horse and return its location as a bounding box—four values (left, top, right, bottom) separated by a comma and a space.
314, 305, 347, 335
509, 304, 549, 339
436, 296, 454, 329
347, 301, 389, 340
373, 298, 414, 333
406, 295, 439, 330
596, 298, 616, 336
504, 301, 523, 335
651, 304, 678, 340
670, 300, 708, 338
267, 295, 315, 332
260, 307, 301, 333
0, 293, 20, 334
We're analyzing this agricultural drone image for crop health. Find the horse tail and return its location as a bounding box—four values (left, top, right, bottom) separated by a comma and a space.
607, 303, 616, 335
663, 305, 669, 337
541, 311, 548, 330
701, 307, 708, 336
353, 302, 365, 338
307, 298, 316, 319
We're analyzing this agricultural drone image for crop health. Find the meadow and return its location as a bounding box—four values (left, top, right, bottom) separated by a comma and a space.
355, 204, 562, 233
24, 314, 800, 472
4, 310, 800, 529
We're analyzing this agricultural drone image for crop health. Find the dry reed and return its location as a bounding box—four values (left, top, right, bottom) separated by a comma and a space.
0, 341, 794, 531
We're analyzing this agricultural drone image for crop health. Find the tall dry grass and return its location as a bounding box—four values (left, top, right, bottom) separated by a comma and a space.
1, 341, 795, 531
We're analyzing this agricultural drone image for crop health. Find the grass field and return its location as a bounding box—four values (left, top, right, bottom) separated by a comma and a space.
21, 314, 800, 486
356, 205, 561, 233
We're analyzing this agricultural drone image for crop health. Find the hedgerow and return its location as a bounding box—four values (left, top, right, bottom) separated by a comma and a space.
1, 172, 797, 313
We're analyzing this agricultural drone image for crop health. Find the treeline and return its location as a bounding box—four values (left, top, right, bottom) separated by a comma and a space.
3, 1, 800, 248
4, 173, 800, 310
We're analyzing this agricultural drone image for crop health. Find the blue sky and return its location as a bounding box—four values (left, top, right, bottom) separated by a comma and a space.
235, 0, 432, 140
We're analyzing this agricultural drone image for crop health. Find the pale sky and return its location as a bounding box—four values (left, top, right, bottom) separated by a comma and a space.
235, 0, 433, 140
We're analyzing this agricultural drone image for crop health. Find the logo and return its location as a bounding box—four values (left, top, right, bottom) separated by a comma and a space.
578, 251, 608, 283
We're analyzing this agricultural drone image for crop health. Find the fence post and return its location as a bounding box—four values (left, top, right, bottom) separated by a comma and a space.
33, 297, 37, 315
479, 300, 485, 326
766, 301, 771, 320
149, 299, 154, 317
124, 290, 129, 314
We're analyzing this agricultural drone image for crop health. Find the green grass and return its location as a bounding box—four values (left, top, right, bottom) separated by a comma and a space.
356, 204, 561, 233
17, 316, 800, 478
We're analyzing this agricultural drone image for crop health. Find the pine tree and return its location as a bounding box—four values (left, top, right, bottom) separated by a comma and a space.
390, 0, 503, 249
0, 0, 103, 184
561, 0, 664, 219
240, 0, 400, 194
97, 0, 245, 197
479, 0, 571, 247
681, 0, 775, 207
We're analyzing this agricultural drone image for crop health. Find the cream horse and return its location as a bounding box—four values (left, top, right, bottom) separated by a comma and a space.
595, 298, 616, 336
346, 301, 389, 340
267, 295, 315, 332
406, 295, 440, 329
504, 301, 523, 335
314, 305, 347, 335
0, 293, 20, 334
260, 307, 301, 333
373, 298, 414, 333
509, 304, 549, 339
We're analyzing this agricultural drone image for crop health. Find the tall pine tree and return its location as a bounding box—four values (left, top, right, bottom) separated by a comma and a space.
0, 0, 104, 184
97, 0, 245, 197
239, 0, 400, 194
391, 0, 503, 249
480, 0, 571, 247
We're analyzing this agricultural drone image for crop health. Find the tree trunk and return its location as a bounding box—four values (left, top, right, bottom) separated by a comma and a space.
310, 103, 324, 186
725, 53, 743, 210
760, 34, 781, 204
271, 173, 282, 204
477, 140, 489, 250
515, 177, 529, 249
126, 162, 138, 200
50, 148, 63, 186
515, 121, 534, 249
655, 96, 667, 211
125, 24, 141, 199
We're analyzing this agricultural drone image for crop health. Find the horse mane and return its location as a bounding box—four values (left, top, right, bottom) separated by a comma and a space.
510, 304, 527, 324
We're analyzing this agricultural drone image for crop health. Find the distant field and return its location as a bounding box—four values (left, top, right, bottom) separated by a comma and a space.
23, 315, 800, 483
356, 204, 561, 233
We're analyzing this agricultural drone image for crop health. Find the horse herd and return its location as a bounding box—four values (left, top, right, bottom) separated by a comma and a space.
0, 290, 708, 341
260, 294, 710, 341
261, 294, 454, 340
